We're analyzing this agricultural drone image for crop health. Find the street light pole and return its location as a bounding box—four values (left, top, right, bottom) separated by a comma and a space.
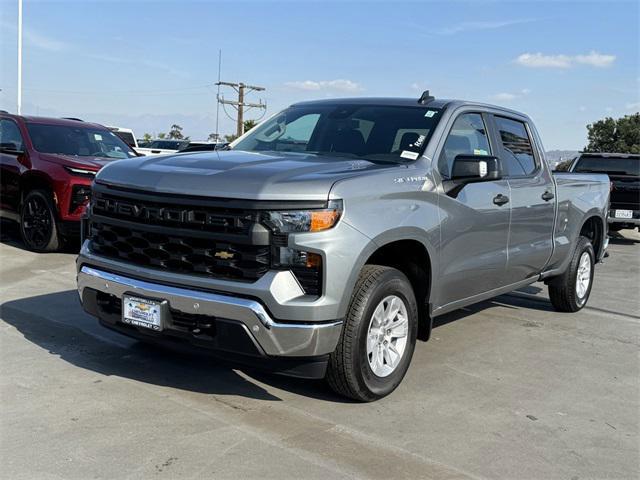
17, 0, 23, 115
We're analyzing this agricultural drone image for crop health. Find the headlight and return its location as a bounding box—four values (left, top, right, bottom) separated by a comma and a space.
264, 200, 342, 233
64, 166, 97, 177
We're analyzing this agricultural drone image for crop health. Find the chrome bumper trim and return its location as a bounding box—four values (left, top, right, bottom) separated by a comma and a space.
77, 266, 342, 357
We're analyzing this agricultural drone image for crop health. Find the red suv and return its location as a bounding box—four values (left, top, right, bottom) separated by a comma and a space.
0, 113, 138, 251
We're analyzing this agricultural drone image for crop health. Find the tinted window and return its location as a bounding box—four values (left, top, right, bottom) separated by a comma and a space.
233, 105, 443, 163
495, 117, 537, 176
574, 156, 639, 176
26, 124, 136, 159
150, 140, 188, 150
438, 113, 491, 178
0, 119, 24, 151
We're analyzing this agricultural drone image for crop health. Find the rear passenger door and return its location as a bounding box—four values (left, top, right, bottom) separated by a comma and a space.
489, 115, 555, 284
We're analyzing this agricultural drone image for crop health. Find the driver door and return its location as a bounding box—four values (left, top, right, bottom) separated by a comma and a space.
434, 112, 511, 309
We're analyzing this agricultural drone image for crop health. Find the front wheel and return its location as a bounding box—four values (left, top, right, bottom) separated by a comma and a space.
326, 265, 418, 402
548, 236, 595, 312
20, 190, 62, 252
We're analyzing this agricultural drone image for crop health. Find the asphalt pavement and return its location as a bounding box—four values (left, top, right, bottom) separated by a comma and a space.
1, 225, 638, 480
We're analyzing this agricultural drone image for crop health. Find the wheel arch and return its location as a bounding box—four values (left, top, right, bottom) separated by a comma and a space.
347, 229, 437, 342
19, 171, 59, 216
579, 214, 605, 261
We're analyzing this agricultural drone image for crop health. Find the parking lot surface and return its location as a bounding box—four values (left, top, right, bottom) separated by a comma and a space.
1, 227, 638, 480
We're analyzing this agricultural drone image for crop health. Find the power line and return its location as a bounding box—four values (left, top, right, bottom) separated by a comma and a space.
215, 81, 266, 137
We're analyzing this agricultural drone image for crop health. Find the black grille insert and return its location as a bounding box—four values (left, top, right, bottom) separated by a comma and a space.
90, 222, 270, 281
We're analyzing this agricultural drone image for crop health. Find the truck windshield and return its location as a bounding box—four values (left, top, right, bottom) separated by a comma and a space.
574, 156, 639, 176
232, 104, 443, 163
27, 124, 137, 159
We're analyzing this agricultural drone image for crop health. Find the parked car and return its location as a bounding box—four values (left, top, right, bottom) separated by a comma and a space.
177, 142, 228, 153
108, 126, 138, 149
568, 152, 639, 231
135, 139, 190, 156
77, 94, 609, 401
0, 114, 138, 251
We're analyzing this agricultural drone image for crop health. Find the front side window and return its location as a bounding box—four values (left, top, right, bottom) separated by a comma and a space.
438, 113, 491, 178
495, 116, 537, 176
0, 119, 24, 151
26, 123, 137, 159
232, 104, 443, 163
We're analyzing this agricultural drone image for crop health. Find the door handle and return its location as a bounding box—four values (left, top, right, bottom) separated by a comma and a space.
493, 194, 509, 206
541, 190, 555, 201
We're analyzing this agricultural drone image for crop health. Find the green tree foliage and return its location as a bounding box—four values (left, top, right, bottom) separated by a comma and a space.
142, 133, 152, 141
167, 124, 185, 140
585, 113, 640, 154
157, 132, 166, 139
223, 120, 259, 143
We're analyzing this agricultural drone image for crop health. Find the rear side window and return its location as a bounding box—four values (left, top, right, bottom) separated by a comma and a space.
0, 119, 24, 151
438, 113, 491, 178
494, 116, 537, 176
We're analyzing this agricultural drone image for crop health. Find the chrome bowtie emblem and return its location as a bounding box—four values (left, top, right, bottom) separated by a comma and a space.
214, 250, 234, 260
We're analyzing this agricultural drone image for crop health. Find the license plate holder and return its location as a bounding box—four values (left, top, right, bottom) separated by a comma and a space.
615, 209, 633, 219
122, 295, 164, 331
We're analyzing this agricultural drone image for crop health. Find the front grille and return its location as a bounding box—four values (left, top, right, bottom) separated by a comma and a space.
89, 189, 270, 282
90, 222, 270, 281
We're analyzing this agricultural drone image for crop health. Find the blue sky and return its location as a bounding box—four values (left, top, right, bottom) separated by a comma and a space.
0, 0, 638, 149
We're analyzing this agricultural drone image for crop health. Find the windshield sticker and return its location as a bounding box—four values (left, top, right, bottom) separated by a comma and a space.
400, 150, 420, 160
412, 134, 426, 149
94, 134, 103, 141
424, 110, 437, 118
474, 148, 489, 156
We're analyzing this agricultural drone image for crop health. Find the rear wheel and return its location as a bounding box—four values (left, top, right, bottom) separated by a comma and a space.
326, 265, 418, 402
20, 190, 62, 252
548, 236, 594, 312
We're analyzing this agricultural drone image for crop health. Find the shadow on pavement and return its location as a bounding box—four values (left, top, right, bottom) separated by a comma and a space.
608, 230, 640, 245
0, 218, 81, 253
1, 285, 555, 403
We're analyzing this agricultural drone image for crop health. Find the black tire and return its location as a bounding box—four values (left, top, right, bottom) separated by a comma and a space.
20, 189, 62, 252
548, 236, 595, 312
326, 265, 418, 402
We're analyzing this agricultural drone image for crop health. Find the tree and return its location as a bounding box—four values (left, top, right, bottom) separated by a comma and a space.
208, 132, 220, 142
158, 132, 166, 139
223, 120, 259, 143
243, 119, 257, 132
142, 133, 152, 141
584, 113, 640, 154
167, 124, 185, 140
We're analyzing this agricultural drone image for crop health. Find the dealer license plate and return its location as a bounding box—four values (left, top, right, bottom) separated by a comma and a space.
615, 209, 633, 219
122, 295, 163, 331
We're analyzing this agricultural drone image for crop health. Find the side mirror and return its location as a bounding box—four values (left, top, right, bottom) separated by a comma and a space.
451, 154, 502, 183
0, 142, 24, 155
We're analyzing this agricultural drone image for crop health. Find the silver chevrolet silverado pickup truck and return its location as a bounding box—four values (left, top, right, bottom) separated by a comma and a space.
77, 94, 609, 401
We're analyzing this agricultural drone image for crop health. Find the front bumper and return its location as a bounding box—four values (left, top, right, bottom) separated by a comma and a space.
77, 266, 343, 360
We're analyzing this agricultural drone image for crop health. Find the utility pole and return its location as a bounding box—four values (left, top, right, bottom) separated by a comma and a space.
215, 81, 266, 138
17, 0, 23, 114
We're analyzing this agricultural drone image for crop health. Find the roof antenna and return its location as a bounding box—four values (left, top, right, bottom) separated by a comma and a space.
418, 90, 434, 104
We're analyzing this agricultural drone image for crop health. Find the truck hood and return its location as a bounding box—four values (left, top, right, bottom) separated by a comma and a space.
40, 153, 120, 171
95, 150, 394, 200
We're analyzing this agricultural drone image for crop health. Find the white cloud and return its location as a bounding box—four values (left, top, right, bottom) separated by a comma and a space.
574, 51, 616, 68
436, 19, 534, 35
515, 53, 572, 68
24, 29, 68, 51
490, 89, 531, 102
284, 79, 362, 93
515, 51, 616, 69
